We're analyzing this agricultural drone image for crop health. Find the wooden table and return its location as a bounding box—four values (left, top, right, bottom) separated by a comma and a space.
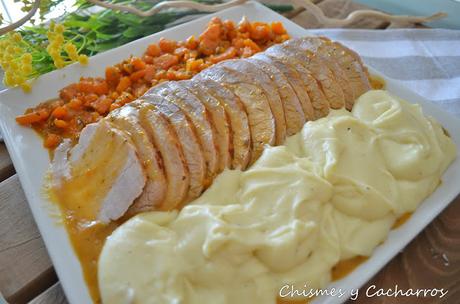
1, 1, 459, 303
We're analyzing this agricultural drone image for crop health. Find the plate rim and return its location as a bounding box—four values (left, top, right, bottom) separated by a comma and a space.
1, 2, 460, 304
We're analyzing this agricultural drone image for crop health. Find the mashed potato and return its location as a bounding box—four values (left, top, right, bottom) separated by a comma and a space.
98, 90, 456, 304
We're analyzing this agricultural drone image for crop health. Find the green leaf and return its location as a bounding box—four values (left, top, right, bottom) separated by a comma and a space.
122, 24, 163, 38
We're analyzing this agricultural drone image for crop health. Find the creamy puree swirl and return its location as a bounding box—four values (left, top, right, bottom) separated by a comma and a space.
98, 90, 456, 304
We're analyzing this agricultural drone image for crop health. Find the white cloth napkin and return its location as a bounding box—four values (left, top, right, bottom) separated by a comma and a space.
308, 28, 460, 117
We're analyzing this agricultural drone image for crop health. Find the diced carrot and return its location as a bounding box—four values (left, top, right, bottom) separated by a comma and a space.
153, 54, 179, 70
154, 70, 167, 80
143, 65, 156, 82
116, 76, 131, 93
198, 39, 219, 56
242, 46, 254, 58
51, 106, 68, 119
199, 23, 221, 41
84, 94, 98, 106
250, 22, 272, 40
54, 119, 69, 129
166, 70, 176, 81
173, 47, 188, 58
209, 47, 237, 63
237, 17, 250, 32
281, 34, 290, 41
143, 55, 153, 64
92, 97, 112, 115
59, 84, 79, 102
93, 81, 109, 95
158, 38, 177, 53
68, 98, 83, 110
243, 39, 261, 52
223, 20, 235, 33
174, 70, 192, 80
185, 59, 204, 72
271, 21, 286, 35
105, 66, 121, 88
134, 85, 148, 97
16, 109, 49, 125
130, 69, 146, 82
131, 57, 146, 71
185, 35, 198, 50
232, 38, 245, 49
44, 133, 61, 149
146, 43, 161, 57
77, 81, 95, 94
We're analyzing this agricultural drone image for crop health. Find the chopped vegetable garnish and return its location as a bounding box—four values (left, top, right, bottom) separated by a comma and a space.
17, 17, 290, 150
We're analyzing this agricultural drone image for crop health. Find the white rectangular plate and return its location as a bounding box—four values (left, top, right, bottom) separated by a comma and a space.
0, 2, 459, 304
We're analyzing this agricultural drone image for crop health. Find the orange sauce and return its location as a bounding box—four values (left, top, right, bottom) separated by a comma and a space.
65, 217, 118, 303
50, 125, 133, 303
332, 256, 369, 281
391, 212, 412, 229
370, 74, 385, 90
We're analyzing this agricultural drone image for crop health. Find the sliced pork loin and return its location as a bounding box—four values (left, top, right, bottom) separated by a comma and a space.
318, 37, 371, 101
50, 120, 146, 223
219, 59, 287, 145
251, 53, 316, 121
133, 101, 190, 211
139, 94, 205, 203
245, 57, 306, 136
196, 65, 276, 164
281, 37, 355, 109
190, 78, 251, 170
179, 80, 232, 173
149, 81, 219, 184
107, 105, 167, 214
50, 36, 372, 222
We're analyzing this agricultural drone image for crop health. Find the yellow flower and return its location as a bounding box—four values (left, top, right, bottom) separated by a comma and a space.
54, 58, 65, 68
21, 82, 32, 93
54, 34, 64, 45
78, 54, 88, 65
22, 64, 33, 74
22, 53, 32, 64
10, 61, 19, 70
49, 20, 55, 31
3, 73, 14, 86
12, 32, 22, 42
54, 24, 65, 34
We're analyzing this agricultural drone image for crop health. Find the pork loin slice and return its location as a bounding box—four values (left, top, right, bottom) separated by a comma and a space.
140, 94, 206, 201
219, 59, 287, 145
51, 120, 146, 223
318, 37, 371, 101
251, 53, 315, 121
179, 80, 232, 173
245, 57, 306, 136
132, 101, 190, 210
190, 78, 251, 170
266, 44, 345, 110
196, 65, 276, 164
282, 37, 355, 110
107, 105, 167, 214
150, 81, 219, 184
255, 53, 330, 119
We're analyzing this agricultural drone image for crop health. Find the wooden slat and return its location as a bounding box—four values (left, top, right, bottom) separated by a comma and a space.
0, 143, 14, 182
0, 175, 57, 303
29, 283, 67, 304
349, 195, 460, 303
